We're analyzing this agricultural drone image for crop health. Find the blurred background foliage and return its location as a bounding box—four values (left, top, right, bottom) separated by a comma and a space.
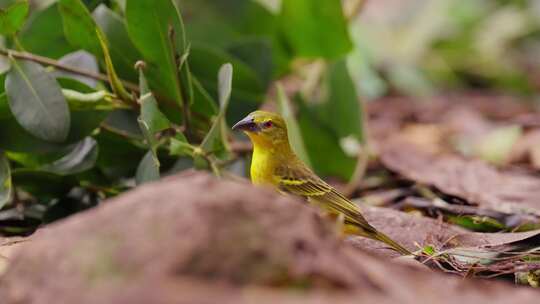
351, 0, 540, 99
0, 0, 539, 235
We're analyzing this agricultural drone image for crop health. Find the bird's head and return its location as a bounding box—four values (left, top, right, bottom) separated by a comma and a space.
232, 111, 289, 148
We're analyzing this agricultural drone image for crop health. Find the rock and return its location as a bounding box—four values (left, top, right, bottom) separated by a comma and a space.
0, 172, 537, 303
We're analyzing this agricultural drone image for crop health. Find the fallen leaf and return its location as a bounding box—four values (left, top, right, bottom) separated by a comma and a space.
380, 140, 540, 217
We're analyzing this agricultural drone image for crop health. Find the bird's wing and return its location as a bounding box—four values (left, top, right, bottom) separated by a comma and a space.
274, 162, 374, 232
274, 162, 332, 196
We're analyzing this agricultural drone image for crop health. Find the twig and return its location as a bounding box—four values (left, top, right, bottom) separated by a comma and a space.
0, 48, 139, 93
343, 98, 371, 197
342, 144, 369, 197
168, 24, 192, 140
0, 47, 189, 111
12, 36, 25, 52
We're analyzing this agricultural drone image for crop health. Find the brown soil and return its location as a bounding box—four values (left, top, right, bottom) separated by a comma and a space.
0, 172, 538, 303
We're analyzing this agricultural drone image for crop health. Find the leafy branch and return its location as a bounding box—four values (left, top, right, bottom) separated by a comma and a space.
0, 47, 139, 93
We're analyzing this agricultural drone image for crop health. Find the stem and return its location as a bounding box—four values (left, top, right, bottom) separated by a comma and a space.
199, 153, 221, 177
168, 24, 192, 140
343, 98, 371, 197
0, 48, 139, 93
0, 48, 185, 110
12, 36, 25, 52
342, 146, 369, 197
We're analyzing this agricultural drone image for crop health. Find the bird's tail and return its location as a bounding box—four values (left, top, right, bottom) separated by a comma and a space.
344, 222, 411, 255
373, 231, 411, 256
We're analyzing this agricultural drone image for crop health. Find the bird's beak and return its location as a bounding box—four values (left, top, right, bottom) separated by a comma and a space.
232, 115, 258, 132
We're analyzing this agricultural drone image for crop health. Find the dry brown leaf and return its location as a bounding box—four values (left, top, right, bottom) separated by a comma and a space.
368, 95, 538, 167
352, 207, 540, 279
398, 123, 448, 154
352, 206, 540, 252
380, 140, 540, 217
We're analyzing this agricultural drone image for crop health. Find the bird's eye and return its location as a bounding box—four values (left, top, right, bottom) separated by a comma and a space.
263, 121, 273, 128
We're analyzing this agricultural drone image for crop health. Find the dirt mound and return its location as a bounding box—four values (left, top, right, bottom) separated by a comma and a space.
0, 172, 538, 303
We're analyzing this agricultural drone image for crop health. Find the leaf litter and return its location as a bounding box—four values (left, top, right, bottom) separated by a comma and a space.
360, 95, 540, 284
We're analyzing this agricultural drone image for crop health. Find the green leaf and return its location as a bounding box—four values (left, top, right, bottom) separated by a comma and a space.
200, 63, 232, 158
448, 215, 506, 232
0, 92, 10, 119
297, 100, 356, 180
138, 66, 170, 134
126, 0, 186, 105
189, 44, 264, 124
92, 4, 140, 82
11, 169, 70, 199
0, 38, 9, 73
179, 0, 290, 75
191, 75, 218, 117
0, 0, 29, 35
95, 130, 144, 179
0, 73, 4, 93
58, 0, 130, 101
19, 3, 76, 59
422, 245, 436, 256
179, 0, 278, 49
3, 61, 106, 149
322, 59, 364, 142
96, 28, 131, 101
5, 59, 71, 143
54, 50, 99, 88
136, 66, 170, 174
178, 48, 194, 108
0, 118, 60, 153
7, 149, 68, 168
276, 83, 311, 167
62, 89, 115, 111
0, 151, 12, 209
137, 119, 158, 159
63, 99, 111, 147
218, 63, 233, 111
102, 109, 142, 139
40, 137, 98, 175
0, 109, 107, 153
169, 133, 192, 157
293, 60, 365, 179
135, 150, 159, 185
114, 0, 126, 11
57, 77, 95, 93
280, 0, 352, 59
58, 0, 102, 56
228, 38, 274, 88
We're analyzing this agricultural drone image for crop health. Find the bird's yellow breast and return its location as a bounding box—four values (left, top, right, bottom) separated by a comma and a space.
250, 146, 279, 186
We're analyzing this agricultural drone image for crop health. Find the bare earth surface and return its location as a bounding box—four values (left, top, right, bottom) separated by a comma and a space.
0, 172, 538, 303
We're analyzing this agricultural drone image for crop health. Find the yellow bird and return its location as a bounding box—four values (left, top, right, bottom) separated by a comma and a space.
233, 110, 411, 255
